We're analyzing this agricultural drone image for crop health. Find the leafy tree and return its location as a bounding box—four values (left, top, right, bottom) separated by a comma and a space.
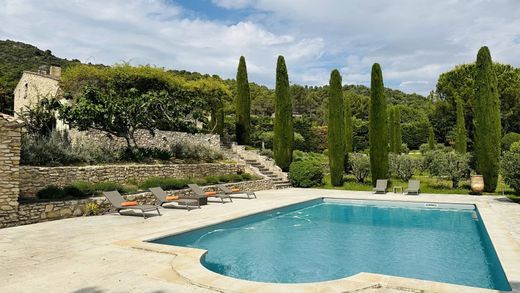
455, 97, 467, 153
369, 63, 389, 185
502, 132, 520, 152
18, 97, 60, 137
473, 47, 501, 192
350, 153, 371, 183
425, 150, 470, 188
235, 56, 251, 144
327, 69, 345, 186
191, 77, 230, 136
60, 65, 204, 150
273, 56, 293, 171
502, 142, 520, 194
436, 61, 520, 144
428, 125, 436, 150
389, 153, 420, 181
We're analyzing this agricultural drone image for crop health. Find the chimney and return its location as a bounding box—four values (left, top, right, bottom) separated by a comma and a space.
49, 65, 62, 79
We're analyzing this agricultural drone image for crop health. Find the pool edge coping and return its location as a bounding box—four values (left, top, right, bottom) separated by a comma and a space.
115, 194, 518, 293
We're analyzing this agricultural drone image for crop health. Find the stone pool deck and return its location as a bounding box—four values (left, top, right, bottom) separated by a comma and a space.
1, 188, 520, 293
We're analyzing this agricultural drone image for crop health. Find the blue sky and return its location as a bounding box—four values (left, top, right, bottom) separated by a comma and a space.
1, 0, 520, 95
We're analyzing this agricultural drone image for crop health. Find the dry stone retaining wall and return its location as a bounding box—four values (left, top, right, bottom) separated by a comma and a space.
20, 163, 244, 197
14, 179, 273, 226
0, 114, 22, 227
68, 129, 220, 150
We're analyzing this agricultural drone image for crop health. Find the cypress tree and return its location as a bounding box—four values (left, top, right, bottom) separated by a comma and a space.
389, 107, 396, 153
235, 56, 251, 145
428, 125, 435, 150
328, 69, 345, 186
455, 97, 467, 154
369, 63, 389, 185
344, 93, 353, 172
344, 94, 353, 153
273, 56, 293, 171
395, 107, 402, 153
474, 46, 501, 192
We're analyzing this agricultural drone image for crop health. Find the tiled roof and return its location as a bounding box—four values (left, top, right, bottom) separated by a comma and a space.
0, 113, 24, 125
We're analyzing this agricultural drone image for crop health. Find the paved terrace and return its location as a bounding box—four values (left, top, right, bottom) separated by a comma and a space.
1, 188, 520, 293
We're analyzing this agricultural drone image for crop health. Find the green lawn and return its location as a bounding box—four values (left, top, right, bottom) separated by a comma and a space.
320, 174, 514, 197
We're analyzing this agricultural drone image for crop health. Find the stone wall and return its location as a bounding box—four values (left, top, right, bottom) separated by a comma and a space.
20, 163, 244, 197
14, 179, 273, 226
68, 129, 221, 150
0, 114, 22, 228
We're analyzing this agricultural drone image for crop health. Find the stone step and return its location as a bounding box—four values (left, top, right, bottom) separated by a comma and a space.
275, 183, 292, 189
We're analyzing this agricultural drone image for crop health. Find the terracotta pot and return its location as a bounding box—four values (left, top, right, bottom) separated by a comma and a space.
471, 175, 484, 194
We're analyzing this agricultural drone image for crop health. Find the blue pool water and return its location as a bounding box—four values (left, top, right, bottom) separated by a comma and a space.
151, 198, 511, 291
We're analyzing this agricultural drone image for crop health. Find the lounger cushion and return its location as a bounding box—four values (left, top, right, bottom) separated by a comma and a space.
231, 188, 240, 192
205, 191, 217, 196
121, 201, 138, 207
165, 195, 179, 201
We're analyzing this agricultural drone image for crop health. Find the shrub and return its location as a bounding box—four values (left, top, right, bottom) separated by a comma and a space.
139, 177, 190, 190
170, 140, 223, 163
288, 160, 324, 188
502, 132, 520, 152
62, 185, 88, 199
259, 148, 274, 158
502, 142, 520, 194
350, 153, 370, 183
84, 202, 101, 216
36, 185, 65, 200
241, 173, 253, 180
21, 130, 120, 166
205, 175, 220, 184
389, 154, 420, 182
424, 150, 470, 188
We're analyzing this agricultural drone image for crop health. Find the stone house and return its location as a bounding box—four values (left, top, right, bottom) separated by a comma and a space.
13, 65, 67, 130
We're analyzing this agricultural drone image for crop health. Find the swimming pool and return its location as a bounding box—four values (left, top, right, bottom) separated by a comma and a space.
151, 198, 511, 291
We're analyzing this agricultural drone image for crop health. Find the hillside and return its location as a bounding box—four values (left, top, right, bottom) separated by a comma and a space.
0, 40, 80, 113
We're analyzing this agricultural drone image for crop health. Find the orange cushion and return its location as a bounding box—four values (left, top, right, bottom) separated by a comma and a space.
121, 201, 137, 207
205, 191, 217, 196
231, 188, 240, 192
165, 195, 179, 201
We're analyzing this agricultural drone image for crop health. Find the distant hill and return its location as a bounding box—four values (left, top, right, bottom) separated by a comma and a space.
0, 40, 80, 113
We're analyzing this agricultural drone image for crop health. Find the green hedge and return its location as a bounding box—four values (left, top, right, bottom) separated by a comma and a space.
288, 160, 324, 188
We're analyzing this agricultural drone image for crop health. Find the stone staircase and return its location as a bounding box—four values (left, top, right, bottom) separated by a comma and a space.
244, 158, 292, 189
227, 144, 292, 189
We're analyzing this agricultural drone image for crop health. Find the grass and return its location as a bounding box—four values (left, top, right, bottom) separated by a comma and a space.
320, 174, 514, 196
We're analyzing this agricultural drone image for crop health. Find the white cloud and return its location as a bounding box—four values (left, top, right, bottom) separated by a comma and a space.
1, 0, 520, 95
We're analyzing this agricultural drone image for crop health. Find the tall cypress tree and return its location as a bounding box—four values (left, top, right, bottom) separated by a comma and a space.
369, 63, 388, 185
428, 125, 435, 150
455, 97, 467, 154
395, 107, 402, 153
273, 56, 293, 171
235, 56, 251, 145
344, 94, 353, 153
474, 46, 501, 192
388, 107, 396, 153
328, 69, 345, 186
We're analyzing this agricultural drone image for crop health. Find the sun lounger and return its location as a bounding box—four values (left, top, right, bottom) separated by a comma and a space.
149, 187, 200, 210
217, 184, 256, 199
188, 184, 232, 203
405, 180, 420, 195
103, 190, 161, 219
373, 179, 388, 194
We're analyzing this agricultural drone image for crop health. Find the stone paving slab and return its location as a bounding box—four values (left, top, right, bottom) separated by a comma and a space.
1, 188, 519, 292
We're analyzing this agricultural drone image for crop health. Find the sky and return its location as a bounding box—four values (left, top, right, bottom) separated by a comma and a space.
1, 0, 520, 95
